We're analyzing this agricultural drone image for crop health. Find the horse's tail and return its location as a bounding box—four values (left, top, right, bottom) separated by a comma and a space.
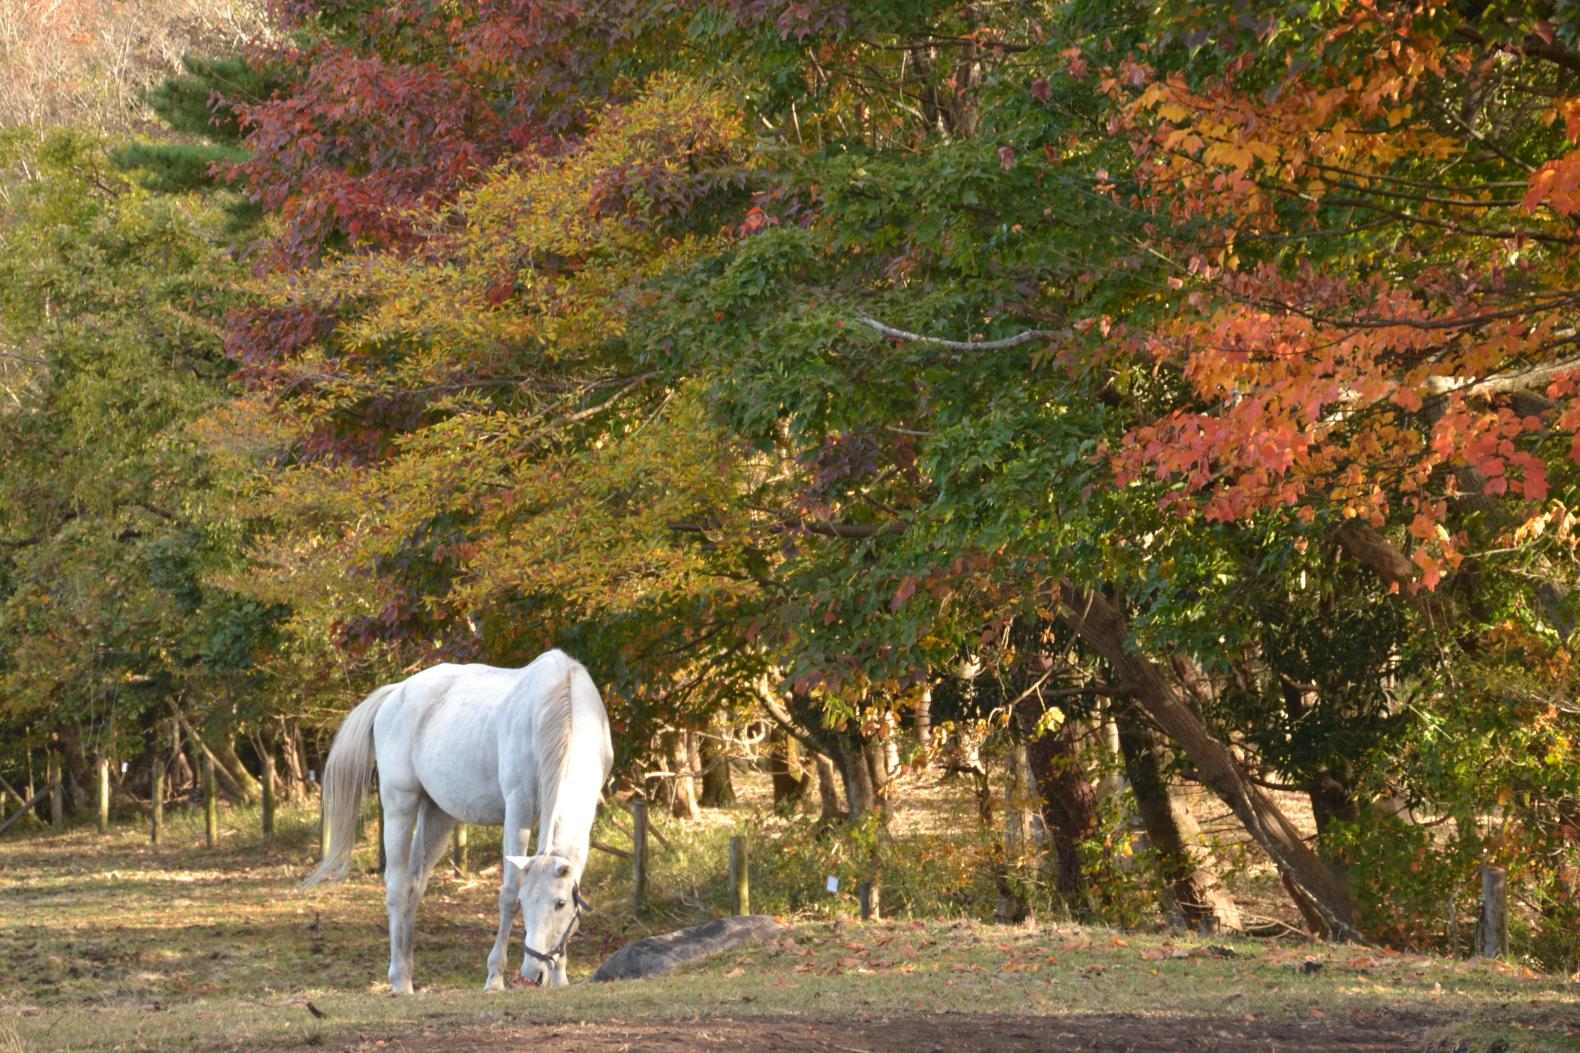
301, 683, 396, 889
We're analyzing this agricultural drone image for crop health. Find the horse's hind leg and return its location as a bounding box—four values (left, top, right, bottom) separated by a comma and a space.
380, 785, 422, 994
388, 796, 454, 993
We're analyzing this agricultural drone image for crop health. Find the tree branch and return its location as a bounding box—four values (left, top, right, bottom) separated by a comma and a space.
854, 312, 1064, 351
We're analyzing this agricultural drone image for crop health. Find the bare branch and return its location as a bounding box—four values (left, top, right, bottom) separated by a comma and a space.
854, 312, 1064, 351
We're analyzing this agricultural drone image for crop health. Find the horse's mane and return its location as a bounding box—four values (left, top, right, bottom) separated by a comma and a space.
535, 666, 577, 852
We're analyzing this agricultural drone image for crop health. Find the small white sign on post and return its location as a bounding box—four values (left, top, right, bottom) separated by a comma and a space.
308, 769, 317, 783
825, 875, 839, 894
120, 761, 128, 774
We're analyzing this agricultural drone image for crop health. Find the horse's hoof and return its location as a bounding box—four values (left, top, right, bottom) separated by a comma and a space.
483, 975, 504, 993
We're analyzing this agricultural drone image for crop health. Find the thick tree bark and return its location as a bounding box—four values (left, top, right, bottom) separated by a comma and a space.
57, 727, 90, 817
833, 733, 876, 820
1115, 701, 1242, 932
210, 734, 262, 804
996, 739, 1036, 923
663, 729, 700, 821
1013, 697, 1096, 909
1280, 680, 1362, 875
814, 752, 844, 822
279, 719, 307, 801
752, 676, 856, 822
1054, 583, 1360, 939
767, 727, 811, 812
698, 725, 737, 807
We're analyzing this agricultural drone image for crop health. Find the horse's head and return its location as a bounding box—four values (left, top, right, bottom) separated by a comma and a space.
505, 852, 589, 988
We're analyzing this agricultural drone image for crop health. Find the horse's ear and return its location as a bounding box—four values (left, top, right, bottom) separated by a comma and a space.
554, 859, 571, 878
506, 854, 532, 873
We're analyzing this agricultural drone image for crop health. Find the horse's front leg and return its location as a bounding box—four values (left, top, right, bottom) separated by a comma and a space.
484, 803, 531, 992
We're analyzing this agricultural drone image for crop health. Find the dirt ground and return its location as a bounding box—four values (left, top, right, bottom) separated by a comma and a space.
316, 1011, 1447, 1053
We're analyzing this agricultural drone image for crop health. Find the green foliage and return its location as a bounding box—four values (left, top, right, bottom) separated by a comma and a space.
0, 127, 279, 754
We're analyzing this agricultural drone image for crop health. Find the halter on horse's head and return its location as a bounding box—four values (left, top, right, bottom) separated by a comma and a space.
506, 852, 594, 987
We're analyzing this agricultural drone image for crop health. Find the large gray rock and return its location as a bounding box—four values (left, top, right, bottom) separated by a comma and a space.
591, 915, 784, 982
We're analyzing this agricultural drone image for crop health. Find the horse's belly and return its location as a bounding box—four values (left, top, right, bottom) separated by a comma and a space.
408, 697, 512, 826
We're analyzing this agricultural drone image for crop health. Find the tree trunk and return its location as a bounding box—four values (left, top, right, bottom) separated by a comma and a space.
58, 728, 89, 817
698, 726, 737, 807
863, 735, 892, 808
1055, 583, 1359, 938
210, 734, 262, 805
279, 720, 307, 801
1281, 682, 1361, 875
1115, 701, 1241, 932
665, 730, 699, 821
996, 739, 1036, 923
914, 687, 933, 751
814, 752, 843, 822
833, 734, 876, 820
1013, 697, 1096, 910
768, 727, 811, 813
1093, 706, 1126, 803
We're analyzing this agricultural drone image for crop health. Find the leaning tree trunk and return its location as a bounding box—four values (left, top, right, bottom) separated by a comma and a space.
1055, 583, 1359, 939
1115, 701, 1242, 933
1013, 697, 1096, 910
211, 734, 262, 805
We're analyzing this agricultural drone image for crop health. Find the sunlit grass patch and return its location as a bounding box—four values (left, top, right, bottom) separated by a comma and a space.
3, 801, 1577, 1053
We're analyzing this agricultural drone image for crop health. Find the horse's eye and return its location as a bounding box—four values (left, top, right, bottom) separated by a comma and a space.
555, 899, 567, 910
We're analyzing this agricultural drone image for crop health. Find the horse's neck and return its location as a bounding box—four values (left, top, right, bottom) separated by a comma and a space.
537, 752, 602, 872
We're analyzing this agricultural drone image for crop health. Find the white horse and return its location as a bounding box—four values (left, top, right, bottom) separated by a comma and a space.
301, 650, 614, 993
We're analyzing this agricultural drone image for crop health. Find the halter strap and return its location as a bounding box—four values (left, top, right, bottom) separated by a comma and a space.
522, 884, 586, 968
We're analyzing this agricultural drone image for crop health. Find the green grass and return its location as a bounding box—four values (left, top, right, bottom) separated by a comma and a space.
2, 803, 1577, 1052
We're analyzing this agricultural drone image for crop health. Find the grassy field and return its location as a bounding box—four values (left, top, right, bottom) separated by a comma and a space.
1, 801, 1577, 1052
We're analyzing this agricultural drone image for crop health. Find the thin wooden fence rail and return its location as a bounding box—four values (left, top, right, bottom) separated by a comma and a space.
0, 781, 61, 838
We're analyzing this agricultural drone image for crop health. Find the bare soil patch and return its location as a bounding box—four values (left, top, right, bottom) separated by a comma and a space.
322, 1011, 1440, 1053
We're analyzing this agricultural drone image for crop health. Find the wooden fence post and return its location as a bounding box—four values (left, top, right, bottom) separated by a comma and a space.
151, 759, 165, 846
729, 835, 749, 915
1478, 866, 1508, 959
202, 753, 219, 847
261, 753, 276, 848
631, 797, 649, 916
47, 754, 63, 832
96, 755, 110, 834
452, 822, 468, 875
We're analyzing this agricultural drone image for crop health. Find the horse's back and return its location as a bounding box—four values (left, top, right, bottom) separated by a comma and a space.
376, 663, 528, 825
